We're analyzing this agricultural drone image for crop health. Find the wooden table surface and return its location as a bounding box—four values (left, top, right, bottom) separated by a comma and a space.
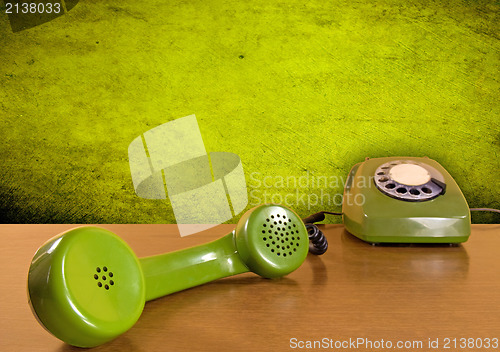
1, 224, 500, 351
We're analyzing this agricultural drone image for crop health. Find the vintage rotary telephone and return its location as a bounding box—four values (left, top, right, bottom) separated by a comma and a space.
343, 156, 471, 243
305, 156, 498, 244
28, 157, 498, 347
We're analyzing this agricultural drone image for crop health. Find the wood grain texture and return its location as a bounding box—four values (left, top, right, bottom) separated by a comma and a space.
1, 224, 500, 351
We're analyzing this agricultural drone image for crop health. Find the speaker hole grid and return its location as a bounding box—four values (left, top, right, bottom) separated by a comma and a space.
94, 267, 115, 290
261, 212, 302, 257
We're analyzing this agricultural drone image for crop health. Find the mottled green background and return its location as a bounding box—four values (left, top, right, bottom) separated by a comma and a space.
0, 0, 499, 224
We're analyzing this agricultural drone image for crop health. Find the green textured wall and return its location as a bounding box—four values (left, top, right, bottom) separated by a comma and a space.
0, 0, 499, 224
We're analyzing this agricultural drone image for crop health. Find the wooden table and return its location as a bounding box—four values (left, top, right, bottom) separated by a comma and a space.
1, 224, 499, 351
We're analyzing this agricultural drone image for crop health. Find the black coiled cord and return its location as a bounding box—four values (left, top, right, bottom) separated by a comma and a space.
303, 211, 343, 256
306, 224, 328, 255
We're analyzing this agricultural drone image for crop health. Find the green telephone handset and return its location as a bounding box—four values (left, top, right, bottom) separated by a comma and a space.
27, 204, 309, 347
342, 157, 471, 244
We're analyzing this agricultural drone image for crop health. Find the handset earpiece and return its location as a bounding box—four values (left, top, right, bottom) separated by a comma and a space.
27, 204, 309, 347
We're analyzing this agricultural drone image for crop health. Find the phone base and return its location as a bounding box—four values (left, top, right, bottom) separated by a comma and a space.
342, 157, 471, 244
